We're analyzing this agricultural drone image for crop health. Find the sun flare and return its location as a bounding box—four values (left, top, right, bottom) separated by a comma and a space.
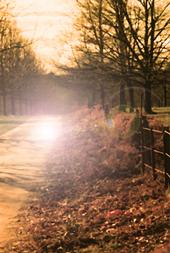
31, 120, 62, 141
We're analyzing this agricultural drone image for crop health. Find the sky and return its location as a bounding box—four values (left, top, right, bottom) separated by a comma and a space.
12, 0, 77, 71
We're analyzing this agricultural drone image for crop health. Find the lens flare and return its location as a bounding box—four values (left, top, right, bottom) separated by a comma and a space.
31, 120, 61, 141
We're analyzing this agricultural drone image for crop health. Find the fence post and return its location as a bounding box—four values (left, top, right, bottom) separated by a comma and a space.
150, 128, 156, 180
140, 116, 145, 174
141, 126, 145, 174
163, 127, 170, 188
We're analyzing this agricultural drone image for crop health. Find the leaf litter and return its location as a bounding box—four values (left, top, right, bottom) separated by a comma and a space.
3, 107, 170, 253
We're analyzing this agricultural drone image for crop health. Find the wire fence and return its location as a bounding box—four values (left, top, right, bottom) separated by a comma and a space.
140, 117, 170, 187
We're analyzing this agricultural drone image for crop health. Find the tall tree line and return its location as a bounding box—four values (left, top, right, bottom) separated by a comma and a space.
67, 0, 170, 113
0, 1, 41, 115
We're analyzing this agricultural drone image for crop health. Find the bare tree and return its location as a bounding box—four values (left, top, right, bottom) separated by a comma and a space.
108, 0, 170, 113
75, 0, 114, 107
71, 0, 137, 110
0, 1, 41, 115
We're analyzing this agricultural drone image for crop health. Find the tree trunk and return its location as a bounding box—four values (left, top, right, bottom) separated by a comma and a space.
25, 99, 29, 115
2, 91, 7, 115
127, 81, 135, 111
119, 80, 126, 111
18, 91, 23, 115
92, 88, 96, 106
100, 83, 105, 108
164, 83, 167, 107
144, 81, 152, 113
24, 99, 27, 115
11, 93, 16, 115
88, 88, 96, 108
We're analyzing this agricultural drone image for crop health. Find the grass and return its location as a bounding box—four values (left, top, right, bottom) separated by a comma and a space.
152, 107, 170, 127
0, 115, 28, 135
153, 107, 170, 114
118, 106, 170, 127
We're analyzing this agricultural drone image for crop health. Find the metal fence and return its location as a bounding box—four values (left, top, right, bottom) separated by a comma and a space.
140, 118, 170, 187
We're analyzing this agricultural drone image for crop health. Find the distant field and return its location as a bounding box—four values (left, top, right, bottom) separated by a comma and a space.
0, 109, 169, 137
152, 107, 170, 126
0, 116, 28, 135
0, 115, 58, 136
153, 107, 170, 114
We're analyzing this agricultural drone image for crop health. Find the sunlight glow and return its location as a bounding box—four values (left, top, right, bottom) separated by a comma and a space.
31, 120, 61, 141
12, 0, 77, 71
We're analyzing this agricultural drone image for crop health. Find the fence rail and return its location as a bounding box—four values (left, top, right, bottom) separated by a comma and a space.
140, 118, 170, 187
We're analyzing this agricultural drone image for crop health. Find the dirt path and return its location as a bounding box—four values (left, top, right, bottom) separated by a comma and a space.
0, 117, 61, 247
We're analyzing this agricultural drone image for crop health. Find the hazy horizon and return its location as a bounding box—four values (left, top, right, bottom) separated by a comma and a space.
12, 0, 77, 72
